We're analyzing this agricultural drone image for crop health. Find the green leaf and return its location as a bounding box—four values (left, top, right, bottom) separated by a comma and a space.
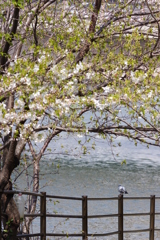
121, 159, 126, 165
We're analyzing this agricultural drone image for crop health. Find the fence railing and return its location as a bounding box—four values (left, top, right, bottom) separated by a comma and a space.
0, 190, 160, 239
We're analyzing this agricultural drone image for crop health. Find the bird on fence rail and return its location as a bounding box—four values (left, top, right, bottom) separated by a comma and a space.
118, 185, 128, 195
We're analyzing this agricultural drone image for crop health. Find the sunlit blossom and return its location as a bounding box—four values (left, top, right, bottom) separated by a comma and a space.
16, 99, 25, 108
102, 86, 113, 93
148, 91, 153, 98
33, 64, 39, 73
77, 134, 83, 138
73, 62, 84, 74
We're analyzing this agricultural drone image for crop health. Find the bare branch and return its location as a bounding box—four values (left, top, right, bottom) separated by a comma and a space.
28, 139, 36, 160
0, 1, 19, 70
37, 129, 61, 161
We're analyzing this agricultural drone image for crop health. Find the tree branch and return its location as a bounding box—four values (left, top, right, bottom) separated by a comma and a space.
75, 0, 102, 63
0, 1, 19, 70
37, 129, 61, 161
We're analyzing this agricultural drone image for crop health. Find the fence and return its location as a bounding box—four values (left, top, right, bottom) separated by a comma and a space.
0, 190, 160, 239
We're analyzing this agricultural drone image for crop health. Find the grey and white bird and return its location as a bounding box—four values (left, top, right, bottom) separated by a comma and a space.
118, 185, 128, 195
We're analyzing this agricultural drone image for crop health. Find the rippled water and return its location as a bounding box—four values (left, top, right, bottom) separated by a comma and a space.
41, 162, 160, 239
14, 135, 160, 239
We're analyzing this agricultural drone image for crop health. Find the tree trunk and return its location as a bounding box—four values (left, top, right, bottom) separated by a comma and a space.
0, 138, 26, 239
23, 159, 39, 234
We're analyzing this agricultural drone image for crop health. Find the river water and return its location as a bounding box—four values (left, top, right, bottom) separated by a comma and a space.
14, 134, 160, 239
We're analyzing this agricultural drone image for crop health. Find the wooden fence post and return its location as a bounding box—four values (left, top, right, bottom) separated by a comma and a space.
118, 194, 123, 240
150, 195, 155, 240
40, 192, 46, 240
82, 195, 88, 240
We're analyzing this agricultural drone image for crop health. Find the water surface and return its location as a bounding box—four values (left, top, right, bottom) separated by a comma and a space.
14, 135, 160, 239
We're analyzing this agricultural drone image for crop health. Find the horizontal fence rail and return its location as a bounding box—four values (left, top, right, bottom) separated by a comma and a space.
0, 190, 160, 239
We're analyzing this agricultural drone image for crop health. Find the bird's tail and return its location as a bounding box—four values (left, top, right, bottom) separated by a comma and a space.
125, 191, 128, 194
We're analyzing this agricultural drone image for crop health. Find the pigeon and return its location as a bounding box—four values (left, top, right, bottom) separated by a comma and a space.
118, 185, 128, 195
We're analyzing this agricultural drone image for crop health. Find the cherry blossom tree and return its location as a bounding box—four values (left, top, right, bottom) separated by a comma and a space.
0, 0, 160, 238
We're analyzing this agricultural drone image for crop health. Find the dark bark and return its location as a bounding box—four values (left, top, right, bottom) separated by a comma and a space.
75, 0, 102, 63
1, 182, 20, 240
0, 140, 21, 240
0, 2, 21, 237
0, 4, 19, 71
